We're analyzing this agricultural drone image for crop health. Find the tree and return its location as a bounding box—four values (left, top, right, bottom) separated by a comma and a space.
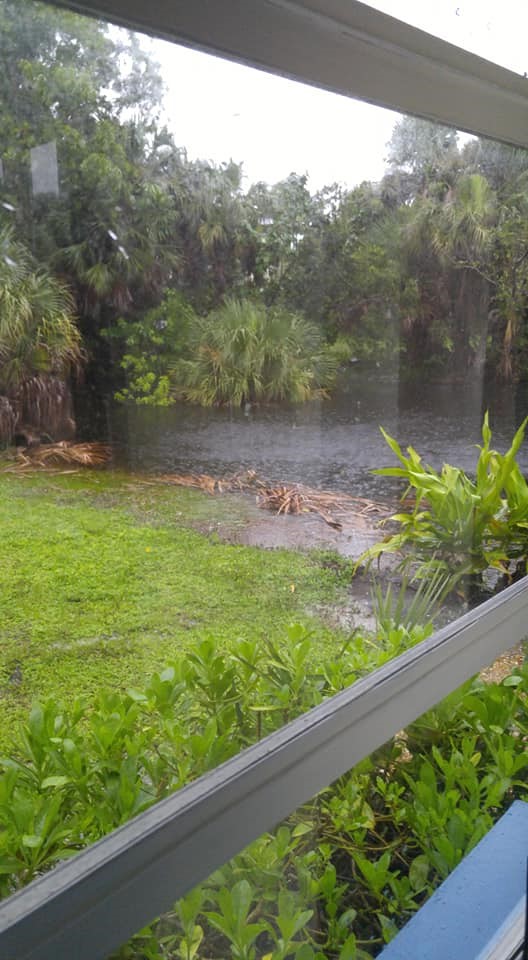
174, 298, 335, 406
385, 115, 460, 202
0, 225, 81, 442
0, 0, 178, 410
173, 158, 253, 310
246, 174, 317, 302
489, 173, 528, 379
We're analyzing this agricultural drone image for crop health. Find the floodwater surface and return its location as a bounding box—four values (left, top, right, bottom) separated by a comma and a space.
108, 372, 528, 499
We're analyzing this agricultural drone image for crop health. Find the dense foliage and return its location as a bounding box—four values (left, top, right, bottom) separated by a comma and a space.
1, 625, 526, 958
3, 1, 528, 434
359, 414, 528, 597
174, 298, 336, 406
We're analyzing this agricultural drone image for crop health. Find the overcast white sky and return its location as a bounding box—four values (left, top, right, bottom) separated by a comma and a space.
147, 1, 528, 193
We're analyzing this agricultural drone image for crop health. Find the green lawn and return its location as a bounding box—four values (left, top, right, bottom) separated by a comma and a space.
0, 469, 349, 744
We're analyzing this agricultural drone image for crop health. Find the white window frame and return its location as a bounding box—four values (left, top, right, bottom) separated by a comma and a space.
51, 0, 528, 147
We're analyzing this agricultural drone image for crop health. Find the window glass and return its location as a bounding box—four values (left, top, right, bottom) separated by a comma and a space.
364, 0, 528, 76
0, 0, 527, 913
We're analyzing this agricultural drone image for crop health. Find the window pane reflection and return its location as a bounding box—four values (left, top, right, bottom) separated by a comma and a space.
0, 1, 527, 928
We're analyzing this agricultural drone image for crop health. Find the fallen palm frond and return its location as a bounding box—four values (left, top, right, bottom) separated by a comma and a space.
7, 441, 112, 470
156, 469, 259, 496
250, 475, 387, 527
157, 472, 221, 495
154, 470, 388, 529
256, 483, 387, 530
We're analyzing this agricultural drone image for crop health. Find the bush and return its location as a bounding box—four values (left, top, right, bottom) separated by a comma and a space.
174, 297, 336, 406
358, 413, 528, 595
1, 624, 526, 958
111, 291, 196, 405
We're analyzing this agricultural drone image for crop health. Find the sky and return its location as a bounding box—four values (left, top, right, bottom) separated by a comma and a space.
146, 1, 528, 194
152, 42, 398, 193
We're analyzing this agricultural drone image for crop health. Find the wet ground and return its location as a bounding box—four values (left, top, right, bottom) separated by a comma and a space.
216, 491, 524, 671
230, 505, 381, 557
183, 484, 457, 634
95, 368, 528, 660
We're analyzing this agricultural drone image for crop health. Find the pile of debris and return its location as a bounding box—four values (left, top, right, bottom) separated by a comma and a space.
155, 469, 387, 530
255, 483, 386, 530
5, 441, 112, 470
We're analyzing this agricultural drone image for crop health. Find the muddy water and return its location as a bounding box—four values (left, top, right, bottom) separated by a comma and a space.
109, 371, 528, 499
106, 371, 528, 632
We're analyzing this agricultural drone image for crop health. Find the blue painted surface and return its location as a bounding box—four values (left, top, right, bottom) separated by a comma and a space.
379, 800, 528, 960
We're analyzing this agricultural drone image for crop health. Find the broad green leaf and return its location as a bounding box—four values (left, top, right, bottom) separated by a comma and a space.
41, 776, 70, 789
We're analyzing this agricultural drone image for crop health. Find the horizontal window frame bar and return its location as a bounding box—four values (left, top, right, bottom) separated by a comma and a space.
45, 0, 528, 149
1, 577, 527, 960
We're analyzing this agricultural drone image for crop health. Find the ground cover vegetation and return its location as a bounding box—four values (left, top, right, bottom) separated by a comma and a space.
0, 619, 526, 958
3, 1, 528, 437
0, 468, 350, 742
0, 460, 526, 959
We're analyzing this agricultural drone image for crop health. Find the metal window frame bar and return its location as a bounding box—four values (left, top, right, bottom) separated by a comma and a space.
1, 577, 527, 960
47, 0, 528, 149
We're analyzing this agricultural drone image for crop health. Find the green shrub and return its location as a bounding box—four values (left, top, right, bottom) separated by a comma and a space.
111, 291, 196, 405
174, 297, 336, 406
358, 413, 528, 594
323, 332, 395, 367
0, 226, 81, 394
1, 625, 526, 958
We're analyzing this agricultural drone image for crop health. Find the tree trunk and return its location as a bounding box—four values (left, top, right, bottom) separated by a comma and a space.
452, 268, 490, 380
12, 376, 76, 442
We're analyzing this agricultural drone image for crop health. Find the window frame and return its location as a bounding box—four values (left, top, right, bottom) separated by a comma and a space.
1, 3, 528, 957
51, 0, 528, 147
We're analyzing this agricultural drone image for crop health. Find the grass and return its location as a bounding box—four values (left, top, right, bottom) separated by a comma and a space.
0, 468, 350, 745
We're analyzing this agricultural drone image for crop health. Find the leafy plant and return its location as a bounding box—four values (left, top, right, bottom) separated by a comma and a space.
174, 297, 336, 406
0, 226, 81, 394
358, 413, 528, 594
111, 291, 196, 405
369, 566, 453, 640
0, 621, 526, 959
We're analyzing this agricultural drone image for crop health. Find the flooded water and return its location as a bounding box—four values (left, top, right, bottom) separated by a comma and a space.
107, 371, 528, 499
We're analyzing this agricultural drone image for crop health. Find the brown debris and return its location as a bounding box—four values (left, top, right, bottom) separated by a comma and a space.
155, 470, 388, 529
255, 483, 386, 530
157, 472, 224, 495
480, 645, 525, 684
5, 441, 112, 470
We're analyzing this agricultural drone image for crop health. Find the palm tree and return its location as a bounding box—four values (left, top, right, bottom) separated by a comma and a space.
174, 297, 335, 406
175, 160, 252, 306
0, 227, 82, 443
433, 174, 496, 377
401, 174, 496, 378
